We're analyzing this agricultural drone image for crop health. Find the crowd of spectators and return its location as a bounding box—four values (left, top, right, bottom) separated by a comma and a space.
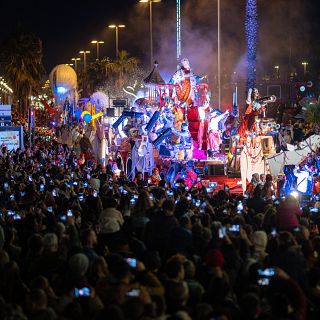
279, 120, 319, 147
1, 131, 320, 320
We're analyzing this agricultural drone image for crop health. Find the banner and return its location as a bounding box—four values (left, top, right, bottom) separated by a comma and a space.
267, 135, 320, 176
0, 105, 12, 126
0, 126, 24, 151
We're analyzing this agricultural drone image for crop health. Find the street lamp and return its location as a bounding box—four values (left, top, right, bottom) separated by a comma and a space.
71, 57, 81, 72
79, 51, 90, 95
79, 51, 90, 72
139, 0, 161, 69
108, 24, 126, 58
302, 61, 308, 76
274, 65, 280, 79
91, 40, 104, 60
217, 0, 221, 110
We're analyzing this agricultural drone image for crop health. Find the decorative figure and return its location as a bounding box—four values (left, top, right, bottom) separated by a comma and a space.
238, 88, 276, 140
169, 58, 202, 107
207, 109, 229, 154
197, 90, 211, 150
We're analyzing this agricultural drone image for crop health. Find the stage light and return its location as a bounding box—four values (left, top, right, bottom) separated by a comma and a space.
290, 191, 299, 198
299, 86, 306, 92
57, 86, 67, 94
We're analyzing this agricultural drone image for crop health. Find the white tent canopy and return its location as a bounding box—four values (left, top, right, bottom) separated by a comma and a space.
267, 135, 320, 176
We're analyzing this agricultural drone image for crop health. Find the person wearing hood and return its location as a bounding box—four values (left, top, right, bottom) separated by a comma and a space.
276, 195, 301, 231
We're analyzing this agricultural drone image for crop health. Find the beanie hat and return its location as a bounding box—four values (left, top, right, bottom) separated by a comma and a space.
101, 218, 120, 234
205, 249, 224, 268
251, 231, 268, 252
69, 253, 89, 276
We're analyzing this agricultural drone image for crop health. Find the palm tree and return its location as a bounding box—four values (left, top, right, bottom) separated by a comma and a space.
0, 29, 45, 116
105, 50, 138, 93
87, 59, 109, 93
245, 0, 258, 92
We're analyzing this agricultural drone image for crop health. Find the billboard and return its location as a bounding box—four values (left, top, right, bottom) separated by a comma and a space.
0, 126, 24, 150
111, 98, 128, 107
0, 105, 12, 126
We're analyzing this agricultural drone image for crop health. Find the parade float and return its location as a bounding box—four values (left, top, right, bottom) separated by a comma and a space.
45, 58, 320, 194
48, 64, 78, 123
45, 58, 279, 189
108, 58, 220, 181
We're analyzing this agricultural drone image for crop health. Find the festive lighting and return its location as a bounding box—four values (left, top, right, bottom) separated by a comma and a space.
245, 0, 258, 91
57, 86, 67, 94
290, 191, 299, 198
0, 77, 13, 93
176, 0, 181, 62
301, 61, 308, 75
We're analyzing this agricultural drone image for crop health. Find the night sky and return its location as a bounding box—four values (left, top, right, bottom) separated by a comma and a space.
0, 0, 320, 78
0, 0, 141, 71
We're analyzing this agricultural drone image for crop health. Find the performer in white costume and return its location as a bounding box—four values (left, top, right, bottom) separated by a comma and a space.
293, 165, 310, 194
207, 109, 229, 153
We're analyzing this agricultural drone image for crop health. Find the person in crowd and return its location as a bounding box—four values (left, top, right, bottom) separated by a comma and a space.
283, 129, 293, 144
261, 173, 275, 201
276, 194, 301, 231
246, 173, 260, 197
150, 167, 162, 186
259, 173, 266, 186
246, 185, 266, 214
293, 123, 304, 149
134, 171, 146, 188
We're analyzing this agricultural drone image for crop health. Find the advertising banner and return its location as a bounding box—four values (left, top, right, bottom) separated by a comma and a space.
0, 126, 24, 150
0, 105, 12, 126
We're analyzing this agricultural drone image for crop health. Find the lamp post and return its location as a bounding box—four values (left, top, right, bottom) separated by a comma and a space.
108, 24, 126, 58
79, 51, 90, 95
79, 50, 90, 72
274, 65, 280, 79
302, 61, 308, 76
139, 0, 161, 69
71, 57, 81, 72
91, 40, 104, 60
217, 0, 221, 110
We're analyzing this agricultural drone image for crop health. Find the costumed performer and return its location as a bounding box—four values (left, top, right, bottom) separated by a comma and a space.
207, 109, 229, 154
169, 57, 203, 109
293, 165, 310, 195
197, 90, 211, 150
150, 167, 162, 186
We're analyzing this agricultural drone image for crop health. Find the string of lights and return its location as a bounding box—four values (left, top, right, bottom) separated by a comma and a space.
245, 0, 258, 92
0, 76, 13, 94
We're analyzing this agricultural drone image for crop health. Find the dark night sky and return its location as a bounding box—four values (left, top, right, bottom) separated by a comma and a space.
0, 0, 144, 71
0, 0, 320, 79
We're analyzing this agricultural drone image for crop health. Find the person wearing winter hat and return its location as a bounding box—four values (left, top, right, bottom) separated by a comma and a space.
69, 253, 89, 277
250, 230, 268, 262
100, 219, 121, 234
